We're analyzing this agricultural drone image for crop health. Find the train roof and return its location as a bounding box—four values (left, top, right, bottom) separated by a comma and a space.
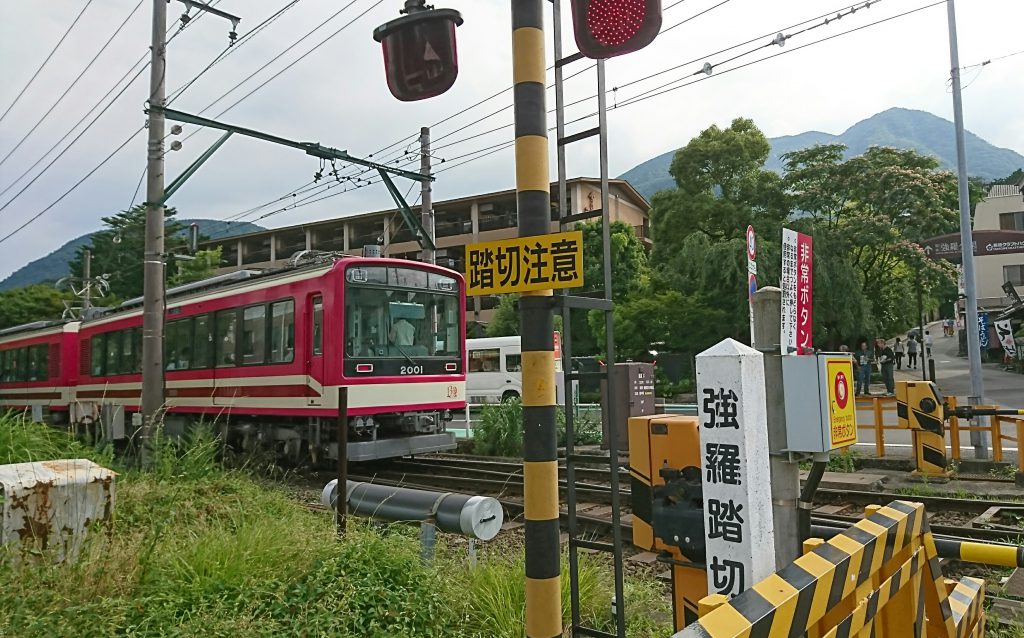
0, 319, 77, 340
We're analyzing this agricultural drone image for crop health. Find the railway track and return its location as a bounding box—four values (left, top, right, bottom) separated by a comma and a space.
343, 455, 1024, 545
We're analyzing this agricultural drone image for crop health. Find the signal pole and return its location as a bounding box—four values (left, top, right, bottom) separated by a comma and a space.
512, 2, 561, 637
420, 126, 435, 264
141, 0, 168, 463
945, 0, 988, 458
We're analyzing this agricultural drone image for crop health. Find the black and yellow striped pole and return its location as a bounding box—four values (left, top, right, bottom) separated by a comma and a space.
512, 2, 561, 637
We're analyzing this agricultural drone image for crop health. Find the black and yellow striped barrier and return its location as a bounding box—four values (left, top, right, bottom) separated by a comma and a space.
678, 501, 985, 638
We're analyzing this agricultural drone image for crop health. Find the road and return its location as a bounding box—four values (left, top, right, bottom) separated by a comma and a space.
915, 321, 1023, 407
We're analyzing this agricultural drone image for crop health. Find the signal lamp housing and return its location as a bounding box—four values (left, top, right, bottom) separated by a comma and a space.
373, 7, 464, 102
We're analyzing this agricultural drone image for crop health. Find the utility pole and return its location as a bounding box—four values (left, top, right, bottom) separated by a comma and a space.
419, 126, 434, 264
82, 249, 92, 314
140, 0, 168, 464
512, 2, 561, 636
752, 286, 800, 568
141, 1, 241, 464
945, 0, 988, 458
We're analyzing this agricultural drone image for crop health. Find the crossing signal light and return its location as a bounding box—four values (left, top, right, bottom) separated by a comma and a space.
570, 0, 662, 59
373, 3, 464, 102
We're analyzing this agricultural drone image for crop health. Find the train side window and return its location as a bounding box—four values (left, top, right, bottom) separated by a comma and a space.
312, 296, 323, 356
106, 331, 122, 375
166, 318, 193, 371
216, 310, 238, 367
91, 334, 106, 377
16, 350, 28, 378
0, 350, 10, 382
26, 347, 40, 381
120, 330, 135, 375
194, 314, 212, 368
132, 328, 143, 372
242, 305, 267, 365
270, 300, 295, 363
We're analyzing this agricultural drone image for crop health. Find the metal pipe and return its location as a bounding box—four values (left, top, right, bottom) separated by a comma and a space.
810, 523, 1024, 568
798, 461, 827, 542
321, 479, 504, 541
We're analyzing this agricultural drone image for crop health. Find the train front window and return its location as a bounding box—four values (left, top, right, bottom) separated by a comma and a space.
345, 267, 460, 359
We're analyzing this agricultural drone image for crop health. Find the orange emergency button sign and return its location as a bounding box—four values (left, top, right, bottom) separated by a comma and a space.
826, 358, 857, 448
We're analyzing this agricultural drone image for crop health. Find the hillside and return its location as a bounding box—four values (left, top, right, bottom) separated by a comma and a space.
619, 108, 1024, 201
0, 218, 263, 291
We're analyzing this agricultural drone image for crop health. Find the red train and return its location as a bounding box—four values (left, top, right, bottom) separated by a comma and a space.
0, 256, 466, 462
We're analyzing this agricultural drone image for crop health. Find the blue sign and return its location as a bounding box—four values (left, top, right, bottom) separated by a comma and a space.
978, 312, 989, 348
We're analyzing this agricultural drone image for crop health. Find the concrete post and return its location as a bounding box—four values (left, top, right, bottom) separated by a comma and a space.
752, 286, 800, 568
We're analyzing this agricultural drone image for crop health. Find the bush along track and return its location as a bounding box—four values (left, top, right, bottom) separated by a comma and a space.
0, 416, 669, 637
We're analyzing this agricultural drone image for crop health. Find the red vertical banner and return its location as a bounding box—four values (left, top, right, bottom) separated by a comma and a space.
796, 233, 813, 354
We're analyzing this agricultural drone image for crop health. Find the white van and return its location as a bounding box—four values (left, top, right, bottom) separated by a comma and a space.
466, 336, 568, 405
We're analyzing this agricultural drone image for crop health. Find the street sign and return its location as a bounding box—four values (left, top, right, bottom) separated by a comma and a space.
826, 357, 857, 448
781, 229, 813, 355
465, 231, 583, 296
746, 225, 756, 261
979, 312, 990, 349
697, 338, 776, 600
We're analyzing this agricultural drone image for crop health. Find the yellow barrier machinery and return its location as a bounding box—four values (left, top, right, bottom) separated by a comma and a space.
629, 410, 1022, 635
679, 500, 986, 638
896, 380, 1024, 477
628, 414, 707, 630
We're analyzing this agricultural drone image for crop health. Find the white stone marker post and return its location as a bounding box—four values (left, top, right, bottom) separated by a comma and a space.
697, 338, 776, 599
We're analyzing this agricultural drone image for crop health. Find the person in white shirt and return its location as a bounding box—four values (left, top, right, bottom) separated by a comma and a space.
389, 318, 415, 346
924, 330, 934, 358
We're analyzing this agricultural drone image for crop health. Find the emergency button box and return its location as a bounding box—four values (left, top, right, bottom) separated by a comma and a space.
781, 354, 857, 453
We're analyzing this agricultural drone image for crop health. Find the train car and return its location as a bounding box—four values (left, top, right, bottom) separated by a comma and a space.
0, 320, 79, 422
73, 255, 465, 462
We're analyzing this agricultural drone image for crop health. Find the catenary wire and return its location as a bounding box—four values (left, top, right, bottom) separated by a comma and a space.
0, 8, 214, 204
0, 0, 145, 170
0, 0, 96, 126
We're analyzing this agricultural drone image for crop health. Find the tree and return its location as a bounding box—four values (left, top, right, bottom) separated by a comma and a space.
781, 144, 976, 339
0, 285, 68, 329
169, 248, 222, 287
485, 294, 520, 337
649, 117, 787, 258
68, 205, 184, 300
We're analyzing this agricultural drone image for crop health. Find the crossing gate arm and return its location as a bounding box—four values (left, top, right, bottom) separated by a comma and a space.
676, 500, 985, 638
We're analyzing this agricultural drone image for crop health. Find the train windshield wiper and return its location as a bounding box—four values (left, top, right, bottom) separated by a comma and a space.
393, 342, 416, 365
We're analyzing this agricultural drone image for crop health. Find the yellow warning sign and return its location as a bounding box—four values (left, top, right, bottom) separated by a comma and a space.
825, 357, 857, 448
465, 231, 583, 296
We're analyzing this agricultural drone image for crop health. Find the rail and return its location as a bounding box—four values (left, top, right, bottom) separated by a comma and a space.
855, 395, 1024, 473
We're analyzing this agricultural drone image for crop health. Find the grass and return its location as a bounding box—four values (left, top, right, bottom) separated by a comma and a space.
0, 414, 670, 637
473, 399, 603, 457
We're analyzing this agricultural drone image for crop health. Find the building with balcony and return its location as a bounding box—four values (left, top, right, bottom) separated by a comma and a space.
200, 177, 651, 326
973, 182, 1024, 309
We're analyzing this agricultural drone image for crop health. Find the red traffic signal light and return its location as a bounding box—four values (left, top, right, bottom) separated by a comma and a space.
373, 6, 463, 102
570, 0, 661, 59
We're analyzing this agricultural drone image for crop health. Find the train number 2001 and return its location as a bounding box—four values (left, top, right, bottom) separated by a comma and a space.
400, 365, 424, 375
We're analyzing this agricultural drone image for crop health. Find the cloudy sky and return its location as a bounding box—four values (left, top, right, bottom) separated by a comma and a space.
0, 0, 1022, 279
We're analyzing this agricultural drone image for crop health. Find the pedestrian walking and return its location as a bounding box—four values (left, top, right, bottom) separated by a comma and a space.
854, 340, 873, 396
924, 330, 934, 358
894, 337, 904, 370
906, 334, 919, 368
877, 338, 895, 395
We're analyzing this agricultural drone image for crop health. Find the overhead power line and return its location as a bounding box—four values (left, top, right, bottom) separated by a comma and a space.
0, 0, 144, 170
0, 0, 95, 126
0, 7, 214, 205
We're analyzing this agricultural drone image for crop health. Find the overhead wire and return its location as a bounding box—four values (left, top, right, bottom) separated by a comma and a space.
257, 0, 950, 221
0, 0, 145, 170
208, 0, 912, 227
0, 0, 96, 126
0, 6, 216, 205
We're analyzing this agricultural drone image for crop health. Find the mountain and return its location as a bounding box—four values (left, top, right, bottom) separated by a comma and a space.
0, 218, 264, 291
619, 108, 1024, 201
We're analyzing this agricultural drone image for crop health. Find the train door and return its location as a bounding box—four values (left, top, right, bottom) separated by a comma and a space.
306, 294, 324, 406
